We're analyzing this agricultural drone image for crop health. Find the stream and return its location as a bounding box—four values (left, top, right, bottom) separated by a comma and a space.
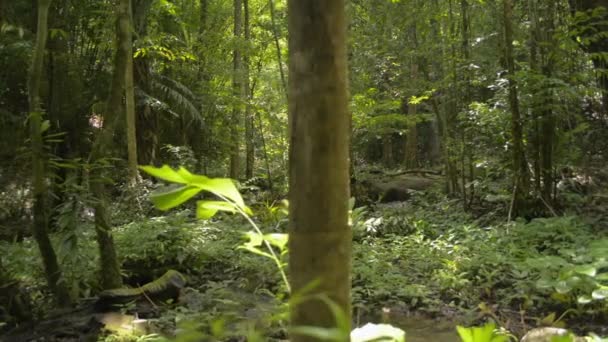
360, 309, 461, 341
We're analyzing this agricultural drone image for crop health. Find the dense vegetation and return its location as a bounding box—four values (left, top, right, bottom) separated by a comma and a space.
1, 0, 607, 341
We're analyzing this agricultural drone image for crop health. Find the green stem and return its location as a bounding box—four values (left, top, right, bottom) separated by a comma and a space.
216, 194, 291, 293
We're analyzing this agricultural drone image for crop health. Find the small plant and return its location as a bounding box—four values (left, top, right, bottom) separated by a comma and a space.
140, 165, 290, 292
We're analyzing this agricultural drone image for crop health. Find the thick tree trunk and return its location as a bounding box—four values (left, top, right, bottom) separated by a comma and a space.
288, 0, 351, 340
28, 0, 71, 306
504, 0, 529, 215
230, 0, 243, 179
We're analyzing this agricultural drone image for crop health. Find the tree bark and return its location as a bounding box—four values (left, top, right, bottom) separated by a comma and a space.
28, 0, 71, 306
134, 0, 156, 166
288, 0, 351, 340
269, 0, 288, 96
89, 0, 134, 290
230, 0, 243, 179
404, 23, 419, 169
244, 0, 254, 179
503, 0, 529, 215
125, 0, 138, 184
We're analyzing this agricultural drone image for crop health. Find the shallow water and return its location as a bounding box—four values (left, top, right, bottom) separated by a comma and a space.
360, 311, 461, 342
397, 316, 460, 342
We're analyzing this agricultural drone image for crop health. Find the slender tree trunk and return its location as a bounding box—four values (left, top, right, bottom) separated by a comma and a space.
134, 0, 156, 166
404, 23, 419, 169
269, 0, 288, 96
89, 0, 135, 290
125, 0, 138, 184
244, 0, 255, 179
288, 0, 351, 340
539, 1, 556, 202
382, 134, 393, 167
404, 79, 418, 168
461, 0, 474, 208
503, 0, 529, 214
230, 0, 243, 179
28, 0, 71, 306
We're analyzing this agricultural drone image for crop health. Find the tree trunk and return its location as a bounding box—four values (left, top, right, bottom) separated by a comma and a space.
89, 0, 135, 290
503, 0, 529, 215
134, 0, 156, 166
27, 0, 71, 306
540, 0, 556, 202
404, 24, 419, 169
568, 0, 608, 118
288, 0, 351, 340
269, 0, 287, 96
230, 0, 243, 179
125, 0, 138, 184
244, 0, 254, 179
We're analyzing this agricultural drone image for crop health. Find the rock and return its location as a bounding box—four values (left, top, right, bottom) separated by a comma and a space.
359, 175, 437, 203
520, 327, 584, 342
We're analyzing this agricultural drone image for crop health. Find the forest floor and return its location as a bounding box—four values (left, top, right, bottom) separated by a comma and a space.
2, 177, 608, 341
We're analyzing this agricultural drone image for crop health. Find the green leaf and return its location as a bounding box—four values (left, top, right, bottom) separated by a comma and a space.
150, 185, 201, 211
555, 281, 572, 294
264, 233, 289, 251
595, 273, 608, 281
591, 287, 608, 300
577, 295, 593, 304
140, 165, 189, 184
456, 323, 508, 342
196, 200, 238, 219
40, 120, 50, 133
574, 265, 597, 277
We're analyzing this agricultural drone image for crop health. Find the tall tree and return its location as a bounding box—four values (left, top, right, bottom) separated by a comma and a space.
404, 22, 419, 169
244, 0, 254, 179
230, 0, 243, 179
288, 0, 351, 340
89, 0, 134, 290
125, 0, 138, 184
503, 0, 529, 216
27, 0, 71, 306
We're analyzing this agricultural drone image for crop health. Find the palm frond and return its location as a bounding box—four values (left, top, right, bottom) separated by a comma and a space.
149, 75, 202, 125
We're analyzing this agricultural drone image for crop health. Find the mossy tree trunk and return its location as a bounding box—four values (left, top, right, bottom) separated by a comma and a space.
287, 0, 351, 340
89, 0, 134, 290
125, 0, 138, 185
27, 0, 71, 306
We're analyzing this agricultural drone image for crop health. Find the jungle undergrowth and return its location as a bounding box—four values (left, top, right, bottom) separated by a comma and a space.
2, 173, 607, 340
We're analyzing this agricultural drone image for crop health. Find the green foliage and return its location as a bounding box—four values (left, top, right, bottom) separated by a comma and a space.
456, 323, 509, 342
141, 165, 289, 291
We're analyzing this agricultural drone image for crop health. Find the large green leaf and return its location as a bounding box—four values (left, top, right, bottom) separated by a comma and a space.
150, 185, 201, 211
196, 200, 238, 219
140, 165, 189, 184
574, 265, 597, 277
456, 323, 508, 342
